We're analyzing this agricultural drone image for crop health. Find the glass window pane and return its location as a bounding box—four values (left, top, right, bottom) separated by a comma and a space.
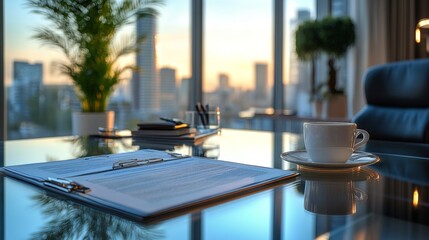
133, 0, 191, 124
204, 0, 273, 129
4, 0, 190, 139
158, 0, 191, 119
284, 0, 316, 117
5, 0, 70, 139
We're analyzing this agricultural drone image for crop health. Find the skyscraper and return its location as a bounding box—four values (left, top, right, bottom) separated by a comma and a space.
217, 73, 231, 112
289, 9, 312, 115
11, 61, 43, 118
218, 73, 229, 91
159, 67, 177, 115
254, 63, 268, 107
289, 9, 311, 85
133, 15, 159, 118
178, 77, 190, 113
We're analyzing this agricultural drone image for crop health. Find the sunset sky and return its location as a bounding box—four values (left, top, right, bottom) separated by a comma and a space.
4, 0, 314, 92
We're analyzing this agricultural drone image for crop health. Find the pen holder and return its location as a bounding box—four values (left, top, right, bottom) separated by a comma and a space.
185, 109, 220, 132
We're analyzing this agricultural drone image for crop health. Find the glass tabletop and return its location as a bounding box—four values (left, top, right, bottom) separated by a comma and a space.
1, 128, 429, 239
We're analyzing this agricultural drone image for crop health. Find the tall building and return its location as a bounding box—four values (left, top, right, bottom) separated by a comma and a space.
289, 9, 312, 115
254, 63, 268, 107
218, 73, 229, 91
331, 0, 348, 16
177, 77, 190, 115
10, 61, 43, 119
289, 9, 311, 85
216, 73, 231, 111
159, 67, 177, 115
133, 15, 159, 118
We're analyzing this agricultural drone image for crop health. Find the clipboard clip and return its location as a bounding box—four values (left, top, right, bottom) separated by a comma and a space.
44, 177, 91, 193
112, 157, 164, 169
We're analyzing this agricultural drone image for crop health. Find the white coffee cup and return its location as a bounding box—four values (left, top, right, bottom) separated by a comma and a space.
303, 122, 369, 163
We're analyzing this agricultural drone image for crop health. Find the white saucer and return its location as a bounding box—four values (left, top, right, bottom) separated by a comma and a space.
281, 150, 380, 169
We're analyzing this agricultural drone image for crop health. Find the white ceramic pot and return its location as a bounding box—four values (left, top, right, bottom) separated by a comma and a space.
72, 111, 115, 136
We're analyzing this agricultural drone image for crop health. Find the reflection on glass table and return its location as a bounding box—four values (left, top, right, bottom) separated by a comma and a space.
31, 193, 163, 239
3, 128, 429, 239
300, 168, 379, 215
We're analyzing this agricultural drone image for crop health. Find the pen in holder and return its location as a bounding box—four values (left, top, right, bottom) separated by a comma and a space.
185, 106, 220, 132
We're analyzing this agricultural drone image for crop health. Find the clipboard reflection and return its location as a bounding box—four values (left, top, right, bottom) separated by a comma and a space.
31, 194, 164, 239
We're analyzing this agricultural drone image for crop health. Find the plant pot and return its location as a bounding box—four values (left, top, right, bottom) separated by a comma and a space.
322, 95, 347, 119
72, 111, 115, 136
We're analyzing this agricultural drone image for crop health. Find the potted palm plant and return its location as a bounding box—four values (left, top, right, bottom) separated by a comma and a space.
27, 0, 161, 135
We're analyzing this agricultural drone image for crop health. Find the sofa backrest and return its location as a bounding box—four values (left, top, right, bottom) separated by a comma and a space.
353, 59, 429, 143
364, 59, 429, 107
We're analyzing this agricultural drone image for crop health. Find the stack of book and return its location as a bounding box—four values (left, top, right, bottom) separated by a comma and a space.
132, 122, 196, 138
132, 118, 220, 144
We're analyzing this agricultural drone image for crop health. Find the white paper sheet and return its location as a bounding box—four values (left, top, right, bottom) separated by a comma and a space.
73, 157, 285, 214
4, 149, 175, 180
2, 149, 297, 219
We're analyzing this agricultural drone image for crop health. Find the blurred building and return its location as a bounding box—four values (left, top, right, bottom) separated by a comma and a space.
254, 63, 268, 107
289, 9, 312, 116
133, 15, 160, 119
159, 67, 178, 116
10, 61, 43, 120
178, 77, 190, 111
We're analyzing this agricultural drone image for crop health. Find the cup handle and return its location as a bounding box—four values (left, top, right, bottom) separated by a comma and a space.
354, 129, 369, 150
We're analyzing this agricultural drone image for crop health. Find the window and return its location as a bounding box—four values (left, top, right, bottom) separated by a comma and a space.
3, 0, 352, 139
4, 0, 190, 139
132, 0, 191, 124
5, 0, 69, 139
204, 0, 273, 129
284, 0, 316, 116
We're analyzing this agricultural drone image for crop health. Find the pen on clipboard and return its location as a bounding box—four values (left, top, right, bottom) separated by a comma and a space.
112, 158, 164, 169
44, 177, 91, 193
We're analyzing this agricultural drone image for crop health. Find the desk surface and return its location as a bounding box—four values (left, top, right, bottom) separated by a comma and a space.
2, 128, 429, 239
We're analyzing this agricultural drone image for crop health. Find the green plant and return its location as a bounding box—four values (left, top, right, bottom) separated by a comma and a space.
295, 20, 321, 97
295, 20, 321, 61
319, 16, 355, 95
27, 0, 161, 112
295, 16, 355, 99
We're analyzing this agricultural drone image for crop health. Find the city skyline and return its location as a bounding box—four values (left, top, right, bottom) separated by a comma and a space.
6, 58, 273, 139
4, 0, 315, 92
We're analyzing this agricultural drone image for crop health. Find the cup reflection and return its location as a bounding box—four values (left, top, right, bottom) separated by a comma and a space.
300, 168, 378, 215
304, 180, 367, 215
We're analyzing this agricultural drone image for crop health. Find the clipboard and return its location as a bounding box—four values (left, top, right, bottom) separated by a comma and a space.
0, 149, 298, 222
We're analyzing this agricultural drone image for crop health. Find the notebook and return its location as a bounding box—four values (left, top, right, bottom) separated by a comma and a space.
132, 127, 197, 137
137, 122, 189, 130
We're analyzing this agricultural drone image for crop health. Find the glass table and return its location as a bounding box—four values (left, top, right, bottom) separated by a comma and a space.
1, 128, 429, 239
